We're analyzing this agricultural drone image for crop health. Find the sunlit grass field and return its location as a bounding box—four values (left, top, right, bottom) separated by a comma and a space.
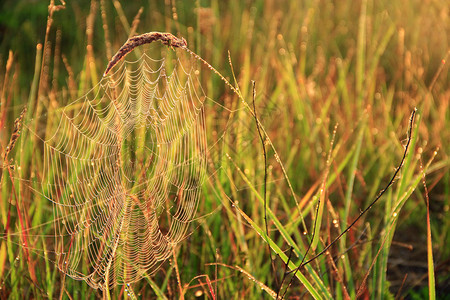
0, 0, 449, 299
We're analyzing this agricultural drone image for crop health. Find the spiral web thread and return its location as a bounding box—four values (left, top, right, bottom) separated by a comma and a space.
24, 52, 209, 290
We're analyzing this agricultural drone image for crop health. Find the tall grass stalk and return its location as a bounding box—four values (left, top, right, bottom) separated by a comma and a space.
0, 0, 448, 298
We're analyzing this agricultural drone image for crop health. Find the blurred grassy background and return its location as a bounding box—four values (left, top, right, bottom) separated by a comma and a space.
0, 0, 449, 299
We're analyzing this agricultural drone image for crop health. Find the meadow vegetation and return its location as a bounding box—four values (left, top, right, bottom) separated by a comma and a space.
0, 0, 449, 298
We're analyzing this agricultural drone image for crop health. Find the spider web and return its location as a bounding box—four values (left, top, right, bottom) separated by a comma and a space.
14, 49, 226, 290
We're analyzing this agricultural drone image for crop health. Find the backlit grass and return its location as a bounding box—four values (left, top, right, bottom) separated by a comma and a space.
0, 0, 448, 299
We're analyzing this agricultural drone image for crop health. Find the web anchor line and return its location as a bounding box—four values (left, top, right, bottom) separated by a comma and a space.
14, 30, 281, 293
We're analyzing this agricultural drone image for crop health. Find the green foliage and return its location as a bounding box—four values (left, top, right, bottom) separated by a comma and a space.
0, 0, 448, 299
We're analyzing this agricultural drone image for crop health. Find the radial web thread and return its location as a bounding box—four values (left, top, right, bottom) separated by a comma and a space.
27, 53, 208, 289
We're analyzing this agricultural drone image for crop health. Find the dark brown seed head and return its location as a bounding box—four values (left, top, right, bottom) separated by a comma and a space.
104, 32, 187, 76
